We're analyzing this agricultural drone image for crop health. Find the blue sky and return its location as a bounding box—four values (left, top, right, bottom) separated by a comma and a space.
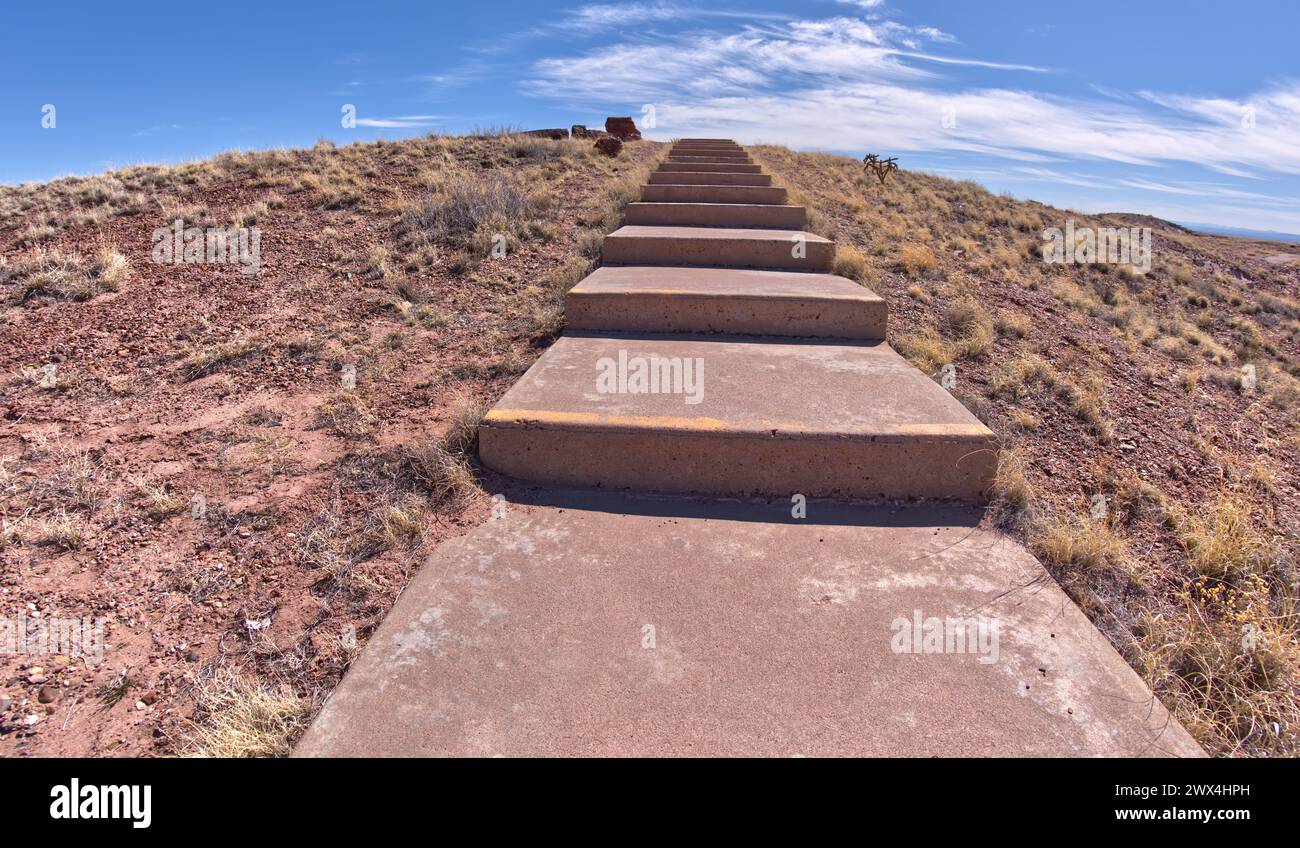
4, 0, 1299, 235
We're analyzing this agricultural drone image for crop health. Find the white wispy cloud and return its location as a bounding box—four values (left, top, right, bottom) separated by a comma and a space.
524, 15, 1300, 179
355, 115, 442, 128
559, 2, 789, 32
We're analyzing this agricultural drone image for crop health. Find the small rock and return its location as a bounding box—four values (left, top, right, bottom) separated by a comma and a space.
27, 674, 47, 685
594, 136, 624, 158
38, 686, 58, 704
134, 700, 147, 712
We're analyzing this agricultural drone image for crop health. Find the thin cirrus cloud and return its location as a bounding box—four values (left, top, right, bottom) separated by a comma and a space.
354, 115, 443, 128
524, 13, 1300, 183
557, 1, 791, 32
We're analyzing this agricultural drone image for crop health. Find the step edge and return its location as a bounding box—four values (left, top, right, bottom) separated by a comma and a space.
482, 408, 995, 441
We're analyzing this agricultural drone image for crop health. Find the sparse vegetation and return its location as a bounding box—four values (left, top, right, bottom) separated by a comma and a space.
0, 130, 663, 757
186, 670, 312, 758
1, 245, 129, 305
898, 243, 937, 277
751, 143, 1299, 756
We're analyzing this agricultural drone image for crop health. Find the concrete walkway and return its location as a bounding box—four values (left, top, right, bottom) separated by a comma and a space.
295, 490, 1202, 757
295, 140, 1203, 757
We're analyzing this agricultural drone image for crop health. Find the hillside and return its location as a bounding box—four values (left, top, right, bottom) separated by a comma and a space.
1, 134, 1296, 758
0, 133, 659, 756
752, 145, 1299, 756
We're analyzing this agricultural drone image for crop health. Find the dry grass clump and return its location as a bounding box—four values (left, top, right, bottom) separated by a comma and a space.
132, 477, 189, 518
186, 669, 311, 758
311, 392, 378, 438
29, 510, 85, 550
12, 434, 108, 515
832, 243, 869, 283
1, 246, 129, 306
181, 334, 266, 380
991, 449, 1035, 521
362, 497, 427, 552
1056, 373, 1113, 440
994, 311, 1031, 338
990, 354, 1058, 399
505, 134, 578, 162
1138, 574, 1299, 756
894, 329, 951, 374
944, 297, 996, 358
1176, 495, 1279, 581
1033, 513, 1130, 579
897, 243, 937, 277
1108, 467, 1168, 526
400, 392, 488, 507
231, 200, 269, 228
442, 392, 488, 455
296, 412, 484, 594
399, 169, 547, 246
401, 442, 477, 508
299, 393, 487, 595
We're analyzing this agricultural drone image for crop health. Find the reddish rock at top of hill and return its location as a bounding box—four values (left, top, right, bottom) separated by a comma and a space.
604, 117, 641, 140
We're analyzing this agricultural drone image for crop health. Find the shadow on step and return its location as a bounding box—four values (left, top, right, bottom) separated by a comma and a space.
494, 481, 985, 529
561, 328, 887, 348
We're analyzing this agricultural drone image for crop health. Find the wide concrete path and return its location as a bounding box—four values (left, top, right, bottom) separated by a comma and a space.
295, 490, 1202, 757
296, 139, 1203, 757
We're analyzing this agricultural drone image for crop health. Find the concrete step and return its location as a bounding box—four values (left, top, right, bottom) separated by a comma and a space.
648, 171, 772, 186
672, 147, 745, 155
658, 162, 763, 173
603, 225, 832, 270
670, 152, 754, 160
642, 183, 786, 204
671, 146, 748, 154
566, 266, 886, 339
670, 139, 743, 147
669, 157, 752, 165
624, 201, 806, 229
478, 334, 997, 499
294, 490, 1204, 758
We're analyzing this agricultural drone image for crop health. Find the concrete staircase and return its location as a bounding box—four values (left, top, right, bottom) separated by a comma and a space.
479, 139, 998, 500
294, 139, 1204, 758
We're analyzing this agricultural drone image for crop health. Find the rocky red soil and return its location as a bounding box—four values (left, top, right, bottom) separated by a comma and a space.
0, 133, 660, 756
752, 145, 1299, 756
